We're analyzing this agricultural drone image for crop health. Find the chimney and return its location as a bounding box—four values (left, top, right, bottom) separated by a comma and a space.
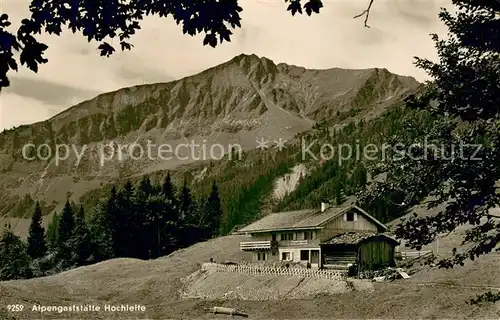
321, 202, 327, 212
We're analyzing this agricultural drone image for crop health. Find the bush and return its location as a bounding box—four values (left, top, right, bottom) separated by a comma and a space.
30, 251, 62, 277
0, 228, 33, 280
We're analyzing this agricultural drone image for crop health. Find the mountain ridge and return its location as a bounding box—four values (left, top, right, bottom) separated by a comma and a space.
4, 54, 419, 131
0, 53, 421, 222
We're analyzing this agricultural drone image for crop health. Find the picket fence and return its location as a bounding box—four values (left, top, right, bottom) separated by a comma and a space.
201, 263, 346, 281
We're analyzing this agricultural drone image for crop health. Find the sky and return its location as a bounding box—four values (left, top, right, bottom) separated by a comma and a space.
0, 0, 452, 131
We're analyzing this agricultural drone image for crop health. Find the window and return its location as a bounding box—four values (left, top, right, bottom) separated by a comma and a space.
304, 231, 313, 240
346, 211, 355, 221
282, 252, 291, 261
300, 250, 309, 261
281, 233, 294, 240
257, 252, 266, 261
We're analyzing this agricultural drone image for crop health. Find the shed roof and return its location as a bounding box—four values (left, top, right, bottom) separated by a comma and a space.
321, 232, 400, 246
235, 204, 388, 234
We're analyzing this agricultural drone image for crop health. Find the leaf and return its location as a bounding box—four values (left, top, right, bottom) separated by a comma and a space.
120, 41, 133, 51
7, 58, 18, 72
304, 0, 323, 15
219, 29, 232, 43
203, 33, 218, 47
98, 42, 115, 57
0, 14, 11, 28
287, 1, 303, 16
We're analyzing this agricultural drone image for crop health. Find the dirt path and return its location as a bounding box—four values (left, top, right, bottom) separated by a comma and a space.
416, 282, 500, 291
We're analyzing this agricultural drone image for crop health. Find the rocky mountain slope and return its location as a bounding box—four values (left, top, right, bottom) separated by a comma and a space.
0, 54, 421, 219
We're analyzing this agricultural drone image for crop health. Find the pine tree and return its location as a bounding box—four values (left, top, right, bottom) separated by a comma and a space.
204, 181, 223, 238
178, 179, 197, 247
45, 212, 59, 250
58, 200, 75, 245
199, 196, 208, 238
134, 178, 153, 259
160, 173, 180, 254
179, 178, 195, 221
143, 193, 167, 258
57, 200, 75, 266
117, 181, 142, 258
334, 179, 346, 206
138, 176, 153, 197
186, 197, 201, 247
113, 182, 133, 257
103, 185, 120, 257
87, 196, 115, 262
70, 206, 92, 266
27, 201, 47, 259
162, 172, 178, 219
0, 226, 32, 280
352, 164, 367, 189
162, 172, 175, 197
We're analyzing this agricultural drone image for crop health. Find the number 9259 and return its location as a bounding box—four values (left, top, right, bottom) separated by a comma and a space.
7, 305, 24, 312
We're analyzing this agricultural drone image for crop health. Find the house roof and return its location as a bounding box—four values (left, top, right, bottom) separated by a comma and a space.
321, 232, 399, 246
235, 209, 318, 233
235, 204, 388, 234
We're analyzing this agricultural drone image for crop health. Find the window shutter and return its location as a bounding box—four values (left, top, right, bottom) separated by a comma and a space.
343, 214, 347, 221
354, 212, 358, 221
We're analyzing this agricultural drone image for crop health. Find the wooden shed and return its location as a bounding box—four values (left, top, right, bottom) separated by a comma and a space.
320, 232, 399, 271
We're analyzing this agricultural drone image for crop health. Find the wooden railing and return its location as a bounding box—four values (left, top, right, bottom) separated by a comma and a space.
239, 240, 271, 250
201, 262, 346, 281
400, 250, 433, 259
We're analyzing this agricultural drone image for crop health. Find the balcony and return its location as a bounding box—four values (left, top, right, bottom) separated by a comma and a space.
240, 240, 272, 251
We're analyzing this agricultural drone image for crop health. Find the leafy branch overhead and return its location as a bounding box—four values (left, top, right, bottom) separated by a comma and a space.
0, 0, 381, 88
357, 0, 500, 303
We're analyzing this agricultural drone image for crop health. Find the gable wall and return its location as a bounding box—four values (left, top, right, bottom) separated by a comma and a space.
318, 208, 379, 241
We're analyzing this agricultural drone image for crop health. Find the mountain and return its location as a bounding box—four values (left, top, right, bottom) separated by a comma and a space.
0, 54, 421, 223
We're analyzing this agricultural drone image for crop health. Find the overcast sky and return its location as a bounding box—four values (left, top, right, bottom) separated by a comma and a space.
0, 0, 452, 131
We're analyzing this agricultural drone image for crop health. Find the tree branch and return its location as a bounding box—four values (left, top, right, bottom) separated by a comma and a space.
353, 0, 375, 28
